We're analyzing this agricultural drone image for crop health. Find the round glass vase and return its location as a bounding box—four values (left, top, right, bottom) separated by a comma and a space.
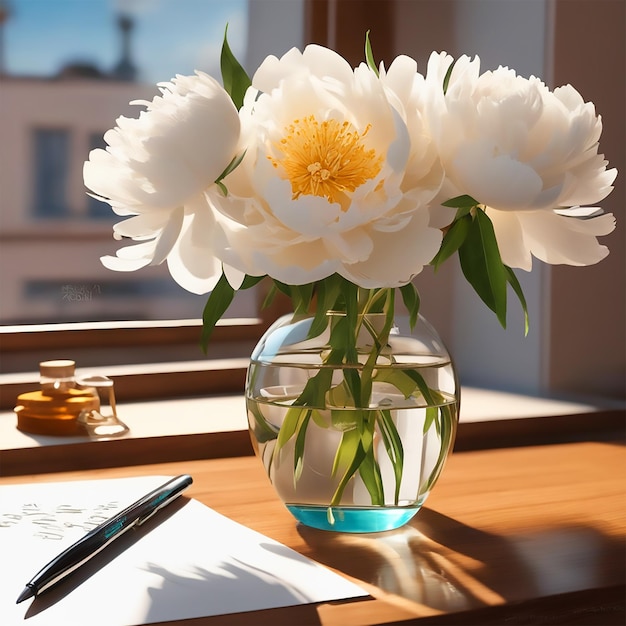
245, 311, 459, 533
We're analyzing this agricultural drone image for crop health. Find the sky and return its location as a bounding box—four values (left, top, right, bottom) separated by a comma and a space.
2, 0, 248, 84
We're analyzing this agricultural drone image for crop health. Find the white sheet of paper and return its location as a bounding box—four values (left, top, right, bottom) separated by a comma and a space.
0, 476, 367, 625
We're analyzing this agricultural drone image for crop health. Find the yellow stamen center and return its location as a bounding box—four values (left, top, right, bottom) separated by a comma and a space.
270, 115, 382, 207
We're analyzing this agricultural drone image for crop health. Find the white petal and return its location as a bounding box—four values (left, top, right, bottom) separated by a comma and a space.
488, 209, 533, 271
428, 203, 457, 229
167, 253, 222, 295
251, 242, 339, 285
263, 178, 342, 237
324, 229, 374, 264
454, 141, 543, 210
166, 212, 221, 295
382, 55, 419, 104
301, 44, 354, 83
84, 72, 240, 213
150, 206, 185, 265
252, 48, 305, 92
517, 210, 615, 266
111, 210, 171, 239
340, 215, 443, 287
385, 107, 411, 172
223, 264, 247, 289
100, 240, 157, 272
101, 255, 152, 272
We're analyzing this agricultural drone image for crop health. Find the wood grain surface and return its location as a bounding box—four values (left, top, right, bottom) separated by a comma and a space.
2, 440, 624, 624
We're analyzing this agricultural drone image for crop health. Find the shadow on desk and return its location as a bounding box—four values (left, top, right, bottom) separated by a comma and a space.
297, 508, 626, 624
382, 586, 626, 625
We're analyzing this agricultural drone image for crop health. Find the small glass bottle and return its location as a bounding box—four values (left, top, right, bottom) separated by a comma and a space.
14, 360, 100, 436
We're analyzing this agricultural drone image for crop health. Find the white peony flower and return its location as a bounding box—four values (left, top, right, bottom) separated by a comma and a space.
378, 54, 450, 228
425, 52, 617, 270
213, 45, 444, 288
83, 72, 241, 294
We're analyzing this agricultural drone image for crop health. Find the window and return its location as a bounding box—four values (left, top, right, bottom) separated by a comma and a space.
32, 129, 70, 218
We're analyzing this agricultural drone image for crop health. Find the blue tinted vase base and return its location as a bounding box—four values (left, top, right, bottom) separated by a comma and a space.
286, 504, 420, 533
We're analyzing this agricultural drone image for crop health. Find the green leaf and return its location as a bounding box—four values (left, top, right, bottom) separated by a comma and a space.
247, 401, 278, 444
310, 409, 329, 429
293, 410, 312, 481
240, 274, 265, 290
331, 427, 361, 478
423, 405, 439, 435
504, 265, 530, 336
307, 275, 343, 339
276, 405, 306, 450
442, 58, 457, 95
341, 280, 359, 354
420, 403, 456, 494
358, 442, 384, 505
290, 283, 315, 315
200, 273, 235, 352
372, 368, 419, 399
377, 409, 404, 504
343, 368, 363, 408
261, 281, 278, 310
330, 429, 367, 508
220, 24, 251, 109
442, 194, 479, 210
214, 150, 247, 196
271, 280, 293, 297
330, 408, 358, 429
403, 369, 440, 407
365, 31, 379, 77
399, 283, 420, 330
431, 213, 472, 270
458, 209, 508, 328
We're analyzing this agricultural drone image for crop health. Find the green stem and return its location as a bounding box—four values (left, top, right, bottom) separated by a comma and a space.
328, 289, 399, 509
274, 284, 448, 516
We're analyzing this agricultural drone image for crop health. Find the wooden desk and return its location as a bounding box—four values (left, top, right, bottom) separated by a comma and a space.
2, 438, 624, 625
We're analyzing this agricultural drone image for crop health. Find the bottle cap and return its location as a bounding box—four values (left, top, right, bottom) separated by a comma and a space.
39, 360, 76, 379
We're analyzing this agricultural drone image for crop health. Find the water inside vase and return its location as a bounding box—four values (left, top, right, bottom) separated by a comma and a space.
247, 360, 458, 532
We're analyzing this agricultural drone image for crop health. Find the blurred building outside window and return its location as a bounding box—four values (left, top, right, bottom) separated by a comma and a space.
0, 0, 299, 328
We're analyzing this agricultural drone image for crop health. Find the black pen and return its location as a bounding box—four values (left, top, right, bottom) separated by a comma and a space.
16, 474, 193, 604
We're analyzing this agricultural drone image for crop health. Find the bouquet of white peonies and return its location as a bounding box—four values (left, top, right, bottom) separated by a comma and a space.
84, 32, 616, 344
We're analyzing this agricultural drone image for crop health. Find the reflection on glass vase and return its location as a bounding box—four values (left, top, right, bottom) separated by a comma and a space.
246, 310, 459, 533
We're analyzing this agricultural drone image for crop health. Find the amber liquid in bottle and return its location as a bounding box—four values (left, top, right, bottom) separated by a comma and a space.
14, 360, 99, 436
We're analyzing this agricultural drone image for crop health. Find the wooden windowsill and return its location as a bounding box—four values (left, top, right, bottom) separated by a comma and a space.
1, 387, 624, 476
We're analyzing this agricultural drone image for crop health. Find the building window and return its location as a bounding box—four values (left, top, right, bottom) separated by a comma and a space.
32, 129, 70, 218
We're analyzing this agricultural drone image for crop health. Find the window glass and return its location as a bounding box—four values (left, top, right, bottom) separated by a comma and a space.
32, 129, 71, 218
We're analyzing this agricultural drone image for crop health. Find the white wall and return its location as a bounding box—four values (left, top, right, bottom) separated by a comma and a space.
245, 0, 305, 73
449, 0, 552, 395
